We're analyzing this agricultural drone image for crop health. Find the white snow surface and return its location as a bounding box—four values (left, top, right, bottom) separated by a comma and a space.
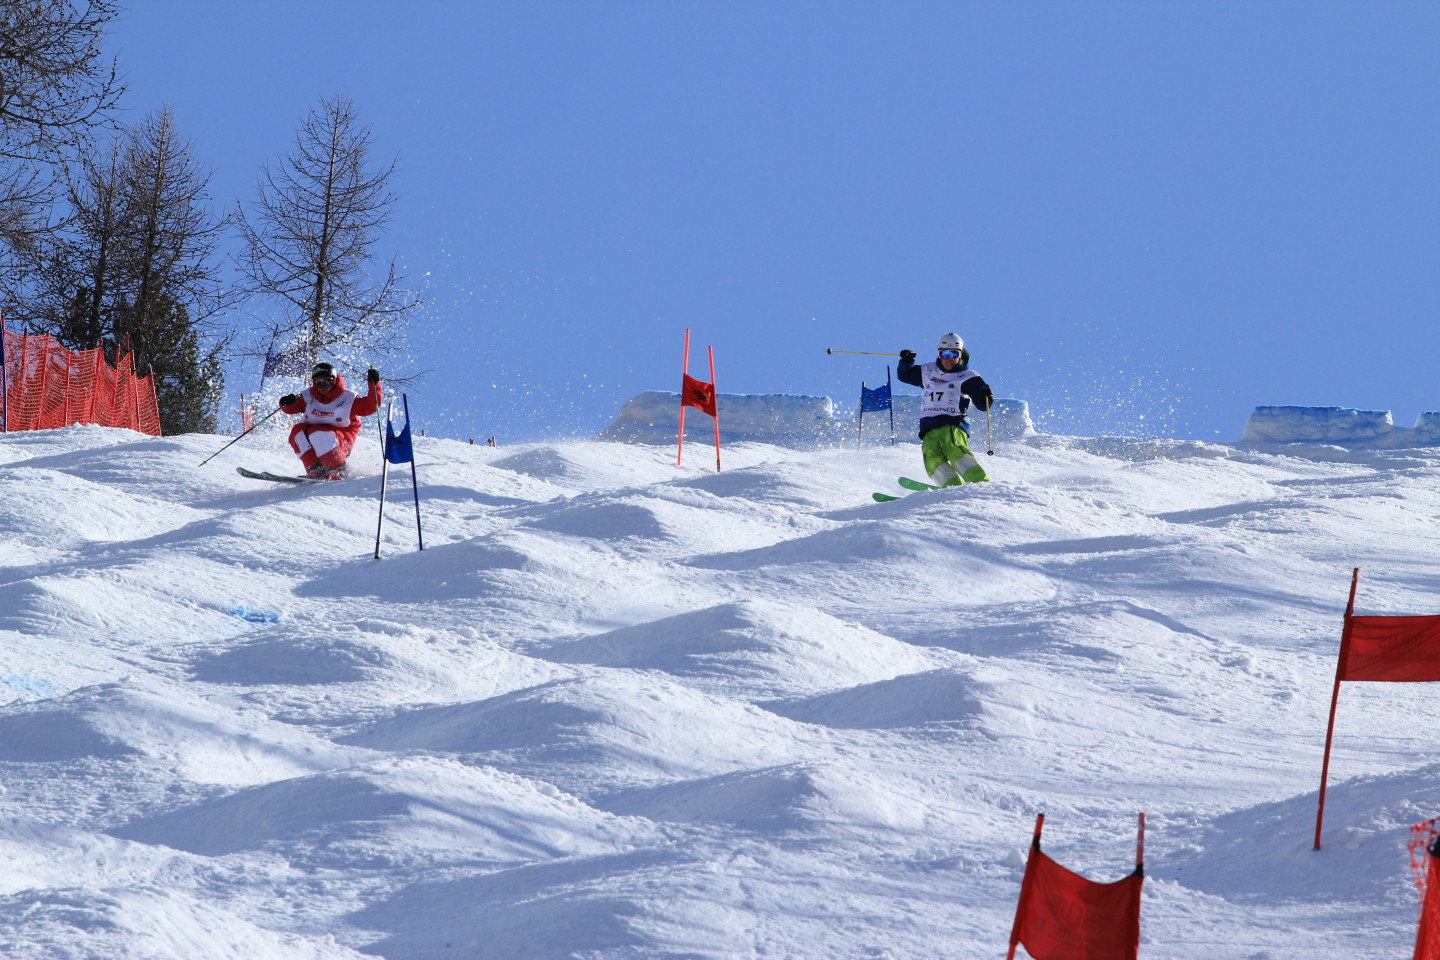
4, 421, 1440, 957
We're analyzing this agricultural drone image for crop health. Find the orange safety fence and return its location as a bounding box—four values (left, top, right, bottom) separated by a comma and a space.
2, 324, 162, 436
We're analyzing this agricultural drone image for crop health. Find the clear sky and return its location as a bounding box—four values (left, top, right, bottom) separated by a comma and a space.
107, 2, 1440, 442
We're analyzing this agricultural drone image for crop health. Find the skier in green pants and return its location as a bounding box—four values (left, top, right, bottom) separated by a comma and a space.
896, 333, 994, 487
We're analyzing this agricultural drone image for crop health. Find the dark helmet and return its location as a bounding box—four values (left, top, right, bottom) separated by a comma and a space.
311, 362, 336, 382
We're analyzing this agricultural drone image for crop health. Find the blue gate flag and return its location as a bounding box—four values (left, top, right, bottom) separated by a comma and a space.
385, 417, 413, 464
262, 341, 309, 377
859, 381, 892, 413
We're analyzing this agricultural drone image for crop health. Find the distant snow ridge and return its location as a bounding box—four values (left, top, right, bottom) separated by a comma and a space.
595, 391, 1034, 447
1243, 405, 1440, 449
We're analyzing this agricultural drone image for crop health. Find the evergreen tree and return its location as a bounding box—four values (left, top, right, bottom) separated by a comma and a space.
137, 296, 224, 435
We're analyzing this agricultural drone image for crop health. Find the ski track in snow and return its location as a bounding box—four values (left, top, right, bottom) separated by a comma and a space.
2, 423, 1440, 957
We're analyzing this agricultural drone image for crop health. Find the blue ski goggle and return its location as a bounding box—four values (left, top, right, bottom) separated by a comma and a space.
938, 349, 960, 360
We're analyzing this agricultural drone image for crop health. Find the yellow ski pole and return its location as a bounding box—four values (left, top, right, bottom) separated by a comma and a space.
986, 405, 993, 456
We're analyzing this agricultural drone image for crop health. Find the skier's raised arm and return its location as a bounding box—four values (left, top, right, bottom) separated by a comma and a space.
351, 367, 383, 418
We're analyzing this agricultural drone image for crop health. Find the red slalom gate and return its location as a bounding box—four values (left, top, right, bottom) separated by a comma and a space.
1007, 814, 1145, 960
1315, 568, 1440, 849
676, 327, 720, 471
1, 318, 161, 436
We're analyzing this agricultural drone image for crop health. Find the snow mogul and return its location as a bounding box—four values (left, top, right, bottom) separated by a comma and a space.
277, 362, 382, 480
896, 333, 993, 487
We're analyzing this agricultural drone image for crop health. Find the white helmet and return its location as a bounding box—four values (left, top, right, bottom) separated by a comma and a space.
937, 332, 963, 352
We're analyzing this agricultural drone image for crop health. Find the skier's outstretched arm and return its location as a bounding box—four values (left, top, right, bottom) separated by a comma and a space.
896, 350, 921, 387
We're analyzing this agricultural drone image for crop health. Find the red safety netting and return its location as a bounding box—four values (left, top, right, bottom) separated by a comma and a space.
2, 326, 161, 436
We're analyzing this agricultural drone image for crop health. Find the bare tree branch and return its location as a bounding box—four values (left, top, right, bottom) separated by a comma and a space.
236, 93, 423, 371
0, 0, 123, 265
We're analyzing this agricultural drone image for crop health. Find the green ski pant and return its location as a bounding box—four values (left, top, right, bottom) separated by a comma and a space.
921, 425, 988, 486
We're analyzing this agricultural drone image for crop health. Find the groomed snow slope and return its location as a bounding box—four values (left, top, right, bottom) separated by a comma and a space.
3, 424, 1440, 958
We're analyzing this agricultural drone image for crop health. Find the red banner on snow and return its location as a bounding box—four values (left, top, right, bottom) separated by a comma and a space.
1315, 569, 1440, 849
1007, 814, 1144, 960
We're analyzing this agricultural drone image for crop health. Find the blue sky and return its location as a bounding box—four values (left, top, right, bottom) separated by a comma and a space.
109, 2, 1440, 441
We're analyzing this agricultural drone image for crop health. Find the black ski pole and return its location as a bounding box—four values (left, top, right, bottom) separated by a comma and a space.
199, 407, 284, 467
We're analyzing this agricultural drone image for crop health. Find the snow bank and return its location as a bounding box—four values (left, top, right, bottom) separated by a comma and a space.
1242, 405, 1440, 448
595, 390, 1034, 446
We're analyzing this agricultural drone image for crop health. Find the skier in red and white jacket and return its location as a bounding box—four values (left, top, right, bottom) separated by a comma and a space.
278, 362, 382, 480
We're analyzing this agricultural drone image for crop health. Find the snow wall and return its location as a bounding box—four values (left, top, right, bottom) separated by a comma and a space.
595, 391, 1034, 447
598, 395, 1440, 450
1242, 406, 1440, 449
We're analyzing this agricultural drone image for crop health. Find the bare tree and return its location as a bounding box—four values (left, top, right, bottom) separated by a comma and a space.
31, 106, 234, 433
121, 105, 232, 330
0, 0, 123, 273
117, 106, 233, 433
236, 93, 421, 370
23, 134, 125, 344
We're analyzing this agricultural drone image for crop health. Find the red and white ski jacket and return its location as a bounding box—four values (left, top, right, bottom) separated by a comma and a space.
280, 373, 381, 448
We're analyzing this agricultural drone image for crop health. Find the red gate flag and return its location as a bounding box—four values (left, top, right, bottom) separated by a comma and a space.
682, 373, 716, 417
1412, 819, 1440, 960
1341, 614, 1440, 681
1007, 813, 1144, 960
1315, 569, 1440, 849
676, 328, 721, 471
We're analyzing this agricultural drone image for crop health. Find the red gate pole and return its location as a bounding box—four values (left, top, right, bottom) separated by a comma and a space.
1007, 814, 1045, 960
677, 328, 690, 466
1136, 812, 1146, 871
1315, 566, 1361, 850
708, 344, 720, 472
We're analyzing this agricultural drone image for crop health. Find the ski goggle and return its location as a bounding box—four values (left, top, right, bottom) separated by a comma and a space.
938, 349, 960, 360
313, 375, 334, 385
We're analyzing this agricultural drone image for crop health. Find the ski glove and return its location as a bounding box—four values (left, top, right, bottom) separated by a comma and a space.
974, 389, 994, 411
279, 394, 299, 407
899, 349, 916, 365
367, 367, 380, 385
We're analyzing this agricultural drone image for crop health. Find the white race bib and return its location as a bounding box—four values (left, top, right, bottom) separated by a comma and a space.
302, 387, 357, 427
919, 363, 978, 418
